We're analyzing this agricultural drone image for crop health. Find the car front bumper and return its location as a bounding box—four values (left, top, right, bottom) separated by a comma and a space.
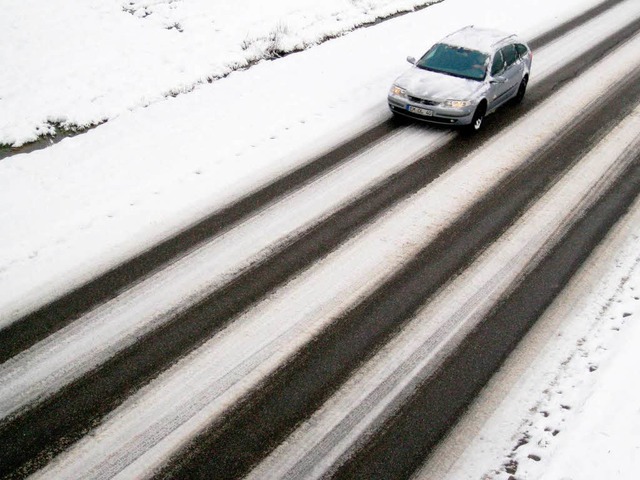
387, 96, 475, 125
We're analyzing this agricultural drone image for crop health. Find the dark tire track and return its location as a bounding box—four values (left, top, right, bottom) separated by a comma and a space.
528, 0, 629, 50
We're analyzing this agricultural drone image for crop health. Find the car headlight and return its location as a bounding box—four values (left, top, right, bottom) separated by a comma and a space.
443, 99, 472, 108
390, 85, 408, 98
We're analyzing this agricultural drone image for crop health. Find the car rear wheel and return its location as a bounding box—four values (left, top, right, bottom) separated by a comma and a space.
514, 76, 528, 104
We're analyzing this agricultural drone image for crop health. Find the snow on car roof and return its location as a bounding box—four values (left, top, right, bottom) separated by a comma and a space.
440, 26, 517, 53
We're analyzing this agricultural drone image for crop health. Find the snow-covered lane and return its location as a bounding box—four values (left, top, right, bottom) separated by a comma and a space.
29, 28, 640, 480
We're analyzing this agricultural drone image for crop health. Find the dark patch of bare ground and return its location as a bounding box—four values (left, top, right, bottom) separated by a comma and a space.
0, 121, 105, 161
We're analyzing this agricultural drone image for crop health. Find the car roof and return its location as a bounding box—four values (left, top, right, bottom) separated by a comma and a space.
439, 26, 520, 54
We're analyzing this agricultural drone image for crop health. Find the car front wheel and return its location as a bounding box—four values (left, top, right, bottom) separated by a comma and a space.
466, 103, 486, 133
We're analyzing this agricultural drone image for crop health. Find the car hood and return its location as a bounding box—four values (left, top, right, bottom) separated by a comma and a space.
394, 67, 485, 101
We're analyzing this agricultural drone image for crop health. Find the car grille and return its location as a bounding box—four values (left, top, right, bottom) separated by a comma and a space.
407, 95, 438, 106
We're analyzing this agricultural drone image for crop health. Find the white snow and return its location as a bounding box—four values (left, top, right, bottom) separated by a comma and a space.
441, 26, 519, 53
0, 0, 440, 147
2, 0, 640, 478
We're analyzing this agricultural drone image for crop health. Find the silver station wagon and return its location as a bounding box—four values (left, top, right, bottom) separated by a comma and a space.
388, 26, 532, 132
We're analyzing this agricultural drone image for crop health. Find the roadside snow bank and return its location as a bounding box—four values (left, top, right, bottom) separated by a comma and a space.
0, 0, 439, 147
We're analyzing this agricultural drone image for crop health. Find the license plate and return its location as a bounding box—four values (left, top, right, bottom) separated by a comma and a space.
407, 105, 433, 116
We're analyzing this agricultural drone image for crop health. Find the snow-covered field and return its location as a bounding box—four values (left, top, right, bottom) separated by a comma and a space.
1, 0, 640, 478
0, 0, 440, 147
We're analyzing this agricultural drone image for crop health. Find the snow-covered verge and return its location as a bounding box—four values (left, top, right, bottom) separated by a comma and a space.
416, 162, 640, 479
0, 0, 441, 147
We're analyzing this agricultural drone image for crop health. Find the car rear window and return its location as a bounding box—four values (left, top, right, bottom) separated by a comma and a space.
417, 43, 488, 81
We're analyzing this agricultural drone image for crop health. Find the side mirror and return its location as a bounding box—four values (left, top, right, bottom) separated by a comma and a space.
491, 75, 507, 84
406, 56, 416, 65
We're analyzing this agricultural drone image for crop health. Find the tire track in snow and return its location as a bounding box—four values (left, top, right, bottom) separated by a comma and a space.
0, 121, 395, 362
528, 0, 628, 50
337, 119, 640, 480
0, 127, 447, 424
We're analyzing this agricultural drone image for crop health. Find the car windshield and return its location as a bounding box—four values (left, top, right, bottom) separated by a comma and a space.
416, 43, 488, 81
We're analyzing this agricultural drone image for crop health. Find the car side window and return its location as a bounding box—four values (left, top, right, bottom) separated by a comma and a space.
515, 43, 528, 58
501, 44, 518, 67
491, 50, 504, 76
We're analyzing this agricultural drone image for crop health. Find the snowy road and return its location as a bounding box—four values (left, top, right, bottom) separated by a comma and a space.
2, 0, 640, 478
